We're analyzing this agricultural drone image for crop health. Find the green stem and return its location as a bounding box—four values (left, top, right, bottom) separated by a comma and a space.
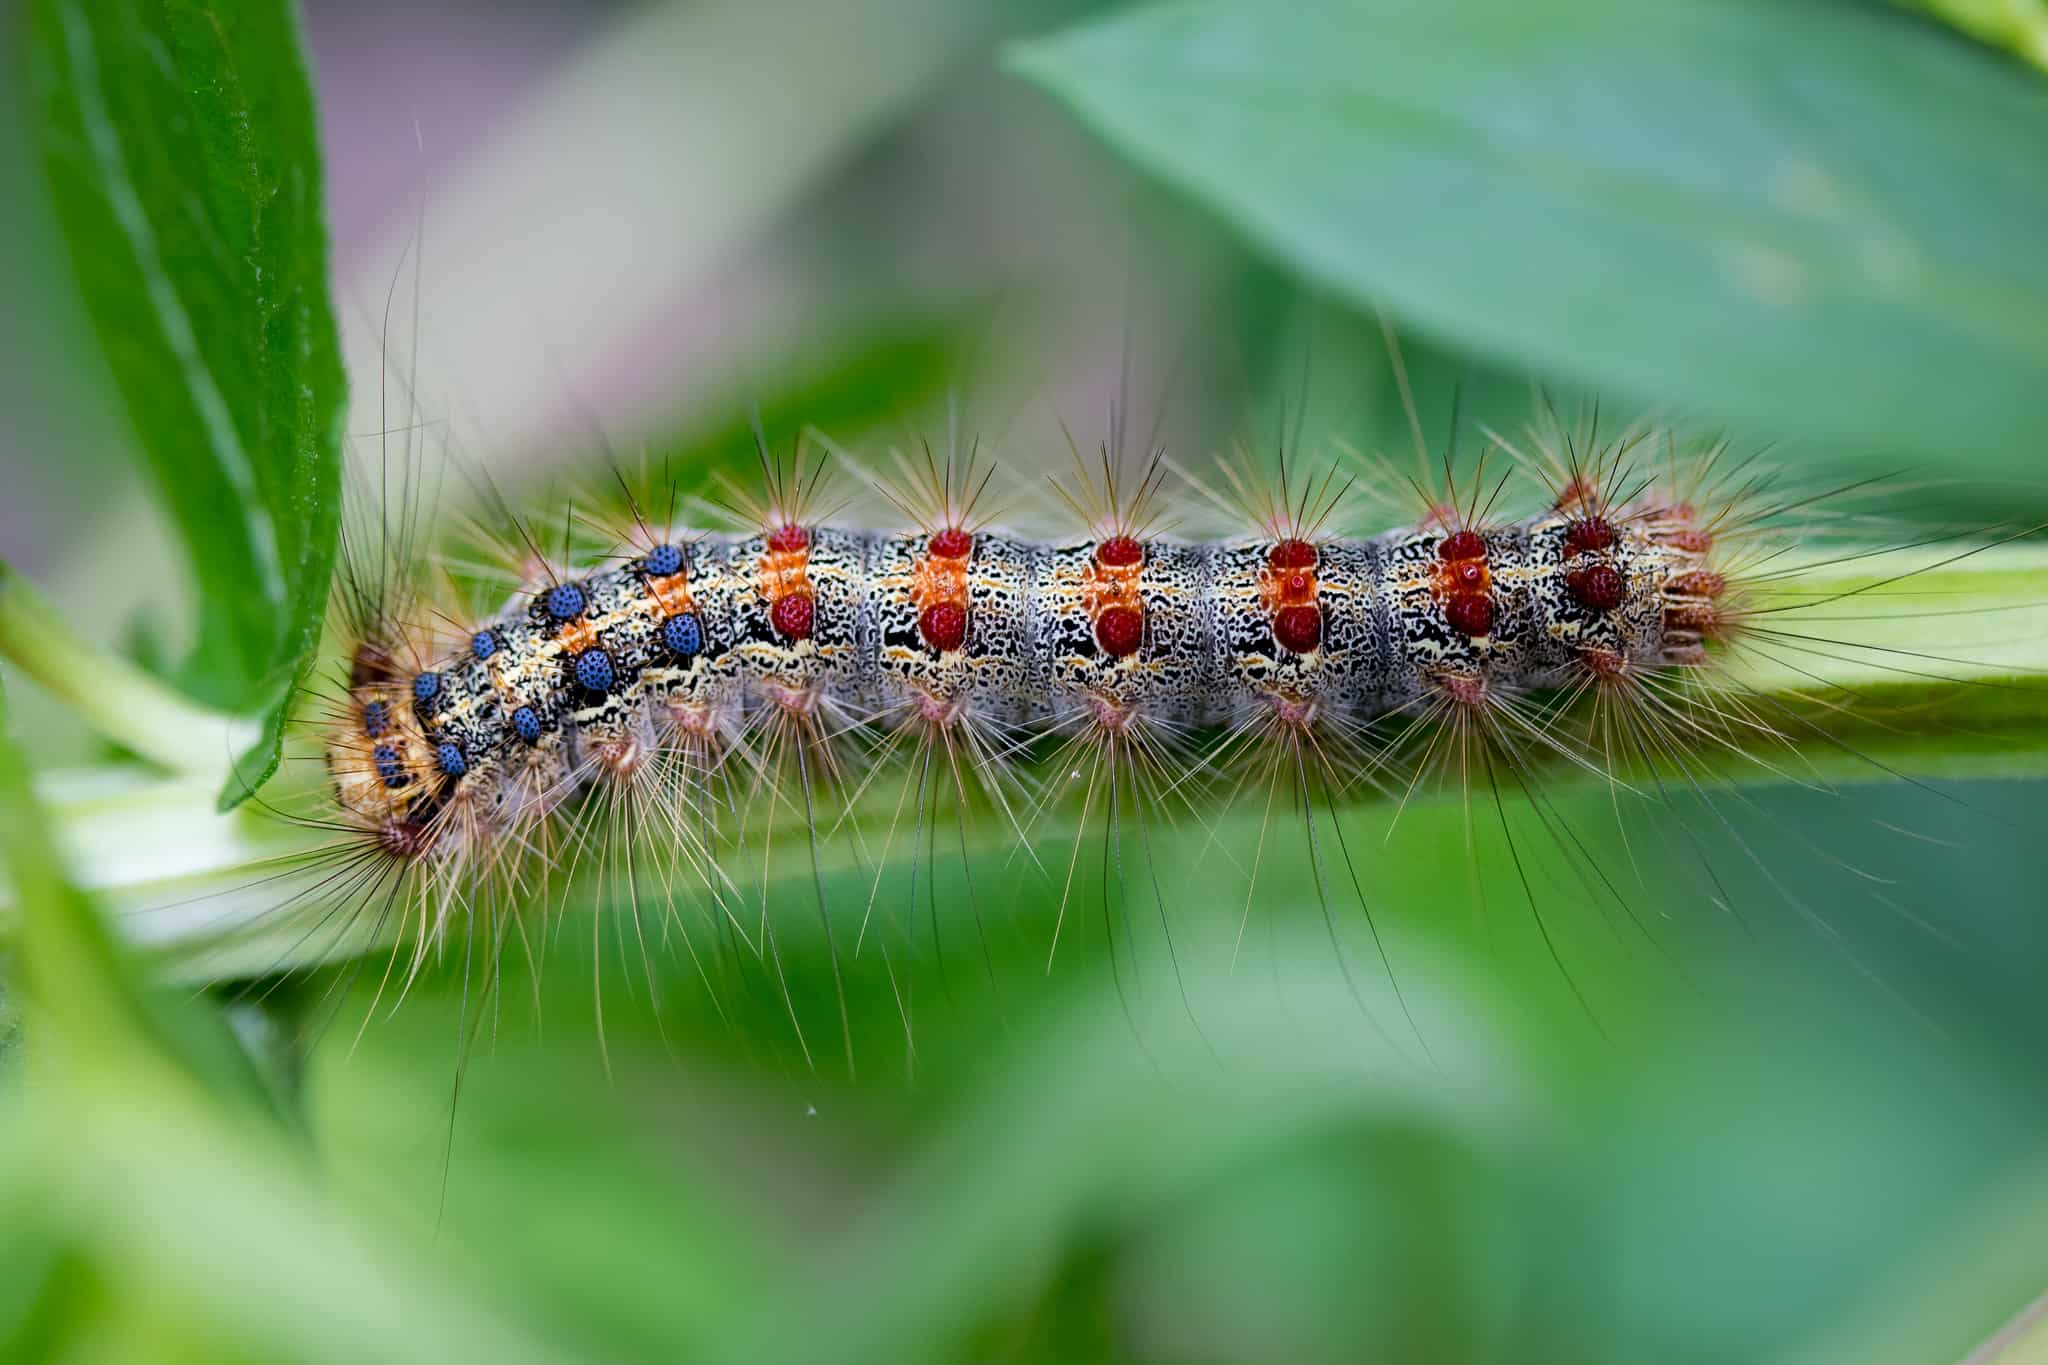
0, 561, 258, 777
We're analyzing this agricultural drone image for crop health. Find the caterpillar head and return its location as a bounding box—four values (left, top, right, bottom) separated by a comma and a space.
324, 681, 446, 859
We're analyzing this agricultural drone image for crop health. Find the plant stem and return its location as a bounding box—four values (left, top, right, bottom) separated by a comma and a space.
0, 561, 258, 777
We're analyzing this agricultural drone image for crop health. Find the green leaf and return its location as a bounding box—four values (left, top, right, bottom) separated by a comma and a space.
29, 0, 346, 808
1010, 0, 2048, 493
1895, 0, 2048, 73
0, 699, 270, 1109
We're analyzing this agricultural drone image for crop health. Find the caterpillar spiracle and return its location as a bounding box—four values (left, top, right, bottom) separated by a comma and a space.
212, 366, 2035, 1071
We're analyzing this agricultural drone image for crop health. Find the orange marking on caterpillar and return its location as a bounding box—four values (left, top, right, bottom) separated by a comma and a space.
760, 524, 815, 640
555, 618, 600, 653
1263, 538, 1323, 654
912, 529, 972, 652
1435, 530, 1494, 637
1085, 535, 1145, 657
645, 569, 695, 617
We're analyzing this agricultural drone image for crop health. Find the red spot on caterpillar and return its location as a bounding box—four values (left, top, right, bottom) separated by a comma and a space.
1095, 605, 1143, 657
1567, 563, 1626, 612
759, 529, 815, 635
1434, 530, 1492, 626
1082, 536, 1145, 653
919, 602, 967, 653
1261, 538, 1321, 648
1438, 529, 1486, 563
1095, 535, 1144, 567
1667, 570, 1727, 599
1664, 601, 1722, 633
1579, 647, 1629, 680
1438, 672, 1487, 708
1664, 528, 1715, 555
1267, 537, 1317, 569
771, 593, 814, 639
911, 531, 971, 644
1273, 605, 1322, 654
1565, 517, 1617, 555
928, 527, 973, 560
1446, 593, 1493, 637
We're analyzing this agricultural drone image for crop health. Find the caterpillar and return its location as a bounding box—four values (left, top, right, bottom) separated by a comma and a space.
333, 447, 1705, 881
222, 359, 2035, 1078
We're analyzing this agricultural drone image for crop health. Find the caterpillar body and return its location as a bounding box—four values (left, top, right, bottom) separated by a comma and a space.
331, 495, 1705, 849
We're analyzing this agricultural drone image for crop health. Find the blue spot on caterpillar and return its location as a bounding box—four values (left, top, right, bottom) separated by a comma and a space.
372, 744, 407, 788
544, 583, 587, 622
362, 700, 390, 738
436, 742, 467, 778
573, 649, 616, 694
412, 672, 442, 704
471, 629, 500, 661
662, 612, 702, 660
642, 543, 684, 578
511, 705, 542, 745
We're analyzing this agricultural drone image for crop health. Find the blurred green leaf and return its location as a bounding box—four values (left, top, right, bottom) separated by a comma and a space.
1011, 0, 2048, 491
1, 696, 573, 1364
0, 681, 273, 1109
1896, 0, 2048, 72
29, 0, 346, 808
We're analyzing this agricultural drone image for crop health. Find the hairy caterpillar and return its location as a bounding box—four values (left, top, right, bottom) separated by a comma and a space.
207, 346, 2038, 1079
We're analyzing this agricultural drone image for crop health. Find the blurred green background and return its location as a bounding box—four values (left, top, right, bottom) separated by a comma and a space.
4, 1, 2048, 1362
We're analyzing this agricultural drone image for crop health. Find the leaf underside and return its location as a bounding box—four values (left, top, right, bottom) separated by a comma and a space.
1010, 0, 2048, 493
30, 0, 346, 809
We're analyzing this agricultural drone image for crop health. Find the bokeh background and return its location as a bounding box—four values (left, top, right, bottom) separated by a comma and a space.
3, 1, 2048, 1362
